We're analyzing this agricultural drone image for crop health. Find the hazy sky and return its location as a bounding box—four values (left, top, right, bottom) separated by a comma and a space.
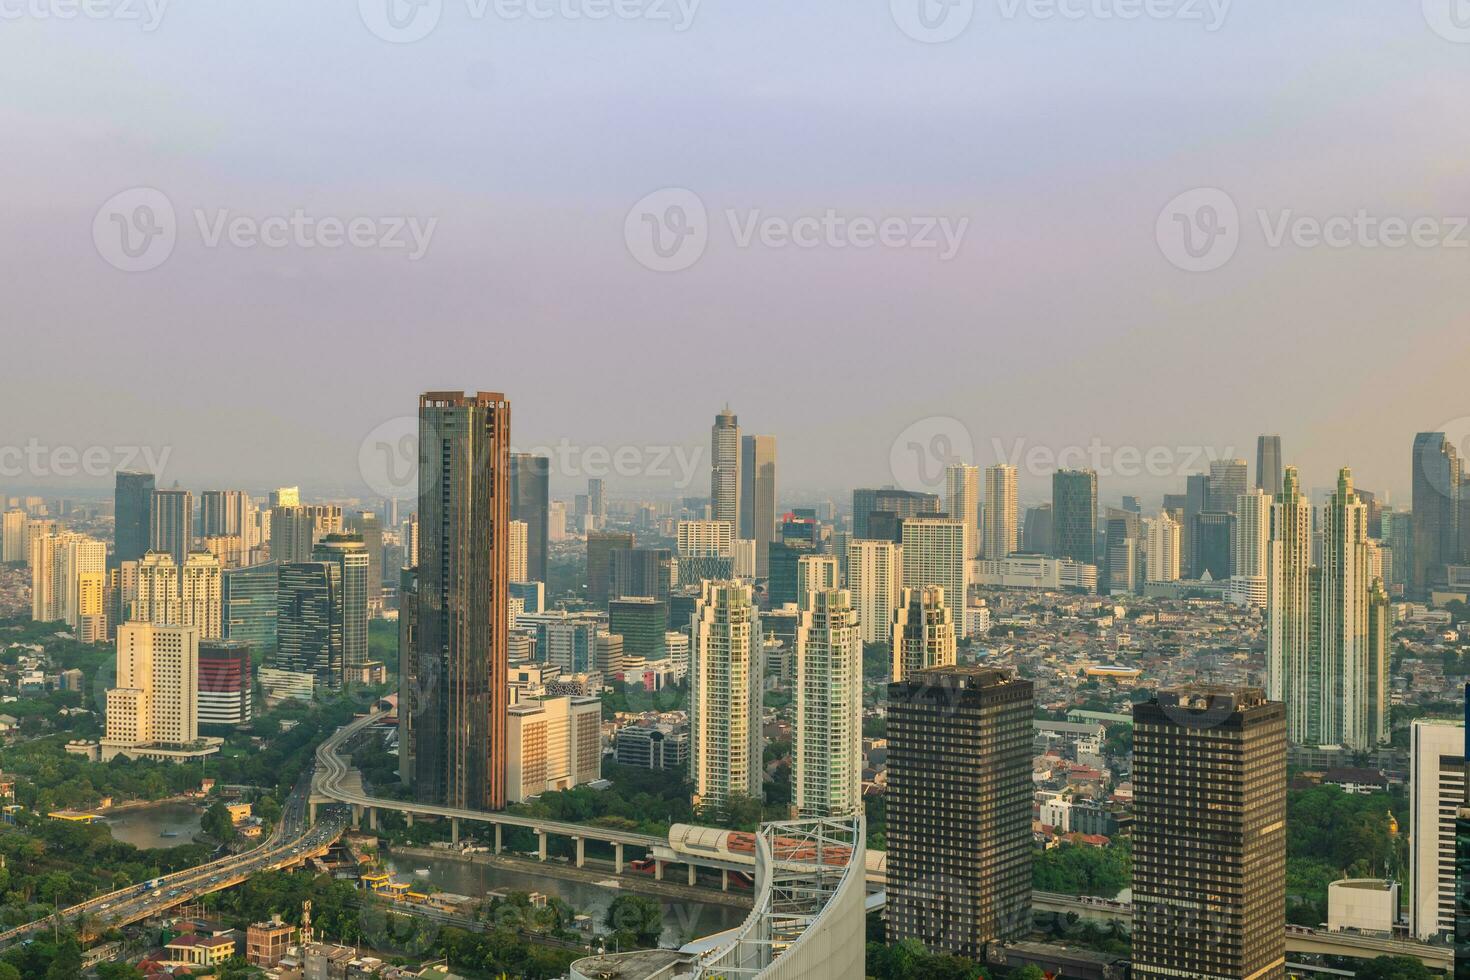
3, 0, 1468, 506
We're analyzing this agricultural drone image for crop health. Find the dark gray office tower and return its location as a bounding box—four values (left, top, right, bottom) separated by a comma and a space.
113, 471, 154, 567
1052, 470, 1097, 564
397, 566, 418, 787
277, 560, 343, 691
1256, 435, 1283, 498
509, 452, 550, 585
1105, 509, 1143, 594
413, 392, 511, 812
609, 547, 673, 604
1133, 687, 1286, 979
888, 666, 1033, 959
200, 489, 248, 538
1193, 511, 1234, 580
740, 435, 777, 577
587, 530, 636, 607
222, 561, 278, 655
852, 488, 940, 539
313, 534, 369, 679
1184, 472, 1211, 574
1209, 458, 1249, 515
150, 488, 193, 569
1413, 432, 1462, 596
1021, 503, 1053, 554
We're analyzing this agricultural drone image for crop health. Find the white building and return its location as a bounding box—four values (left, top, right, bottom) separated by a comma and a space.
508, 519, 529, 582
0, 509, 25, 563
945, 463, 980, 559
796, 554, 839, 609
133, 551, 180, 626
1410, 718, 1465, 941
1267, 466, 1314, 745
677, 519, 735, 557
506, 696, 602, 803
1144, 512, 1181, 583
180, 550, 222, 640
901, 517, 970, 637
973, 555, 1097, 593
982, 464, 1018, 560
794, 589, 862, 818
689, 580, 764, 818
103, 622, 211, 762
1230, 488, 1271, 608
846, 539, 902, 646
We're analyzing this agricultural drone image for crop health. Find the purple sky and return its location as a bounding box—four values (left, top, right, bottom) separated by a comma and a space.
3, 0, 1468, 507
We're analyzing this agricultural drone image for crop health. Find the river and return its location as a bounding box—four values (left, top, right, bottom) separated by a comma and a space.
102, 802, 203, 850
379, 851, 748, 947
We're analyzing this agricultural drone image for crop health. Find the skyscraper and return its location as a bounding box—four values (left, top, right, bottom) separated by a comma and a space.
982, 463, 1018, 560
846, 539, 903, 645
586, 477, 605, 527
222, 561, 277, 655
507, 520, 528, 582
179, 550, 223, 640
1183, 472, 1211, 575
509, 453, 550, 585
891, 586, 956, 681
1413, 432, 1462, 596
1132, 686, 1286, 979
197, 639, 252, 730
586, 530, 635, 606
852, 488, 939, 540
277, 560, 343, 690
1209, 458, 1249, 515
794, 589, 862, 818
1104, 508, 1142, 595
900, 517, 969, 637
1256, 435, 1283, 497
201, 490, 251, 544
103, 622, 200, 760
150, 488, 194, 569
113, 470, 154, 567
313, 534, 369, 679
1, 509, 24, 564
1021, 503, 1053, 554
689, 580, 764, 819
887, 666, 1033, 959
944, 463, 979, 558
1144, 511, 1180, 583
710, 406, 741, 529
739, 434, 777, 577
1320, 468, 1384, 751
1267, 467, 1314, 745
269, 504, 343, 565
1231, 488, 1271, 606
1051, 469, 1097, 565
1193, 512, 1234, 580
412, 392, 511, 812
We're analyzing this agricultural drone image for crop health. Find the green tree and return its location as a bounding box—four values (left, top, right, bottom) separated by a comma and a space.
604, 894, 662, 948
45, 937, 82, 980
0, 963, 19, 980
201, 800, 237, 841
1353, 956, 1437, 979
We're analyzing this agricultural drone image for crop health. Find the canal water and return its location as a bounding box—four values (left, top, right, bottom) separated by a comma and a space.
102, 802, 204, 850
379, 851, 748, 947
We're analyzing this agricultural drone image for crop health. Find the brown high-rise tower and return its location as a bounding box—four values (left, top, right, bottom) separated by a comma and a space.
411, 391, 510, 811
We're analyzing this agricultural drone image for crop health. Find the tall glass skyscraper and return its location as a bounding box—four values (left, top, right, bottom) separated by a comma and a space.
739, 434, 776, 577
1256, 434, 1283, 497
113, 470, 154, 567
710, 406, 741, 528
412, 391, 511, 812
1051, 469, 1098, 565
313, 534, 369, 679
509, 452, 549, 585
221, 561, 278, 655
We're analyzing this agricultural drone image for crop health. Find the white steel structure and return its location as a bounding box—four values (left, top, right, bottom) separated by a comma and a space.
794, 590, 862, 818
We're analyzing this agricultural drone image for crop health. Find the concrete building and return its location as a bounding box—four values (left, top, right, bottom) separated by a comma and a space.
846, 539, 903, 646
689, 580, 764, 818
945, 463, 980, 559
1267, 466, 1314, 746
887, 666, 1034, 958
179, 550, 222, 639
1327, 879, 1397, 935
150, 488, 193, 569
1132, 686, 1286, 979
1410, 718, 1465, 941
739, 434, 776, 577
794, 589, 862, 818
615, 723, 689, 770
710, 406, 741, 529
312, 534, 369, 678
506, 696, 601, 803
1144, 511, 1180, 583
901, 517, 969, 638
983, 463, 1019, 560
973, 555, 1098, 593
197, 639, 252, 730
508, 519, 528, 582
102, 622, 212, 762
891, 586, 955, 682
